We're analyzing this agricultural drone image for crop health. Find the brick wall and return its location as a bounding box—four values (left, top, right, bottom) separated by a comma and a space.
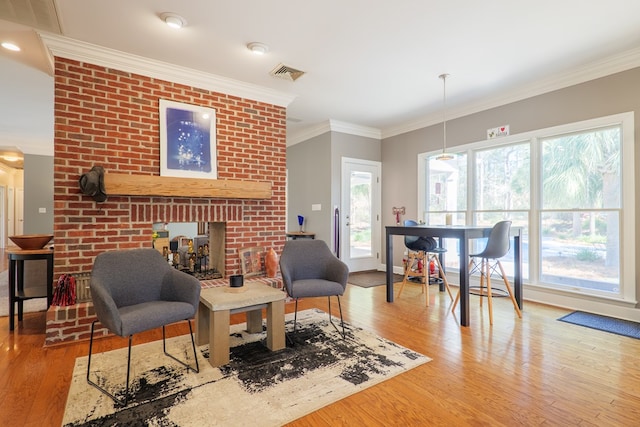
53, 57, 287, 278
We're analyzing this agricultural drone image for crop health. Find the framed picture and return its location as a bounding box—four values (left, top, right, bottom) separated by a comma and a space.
159, 99, 217, 179
238, 246, 265, 277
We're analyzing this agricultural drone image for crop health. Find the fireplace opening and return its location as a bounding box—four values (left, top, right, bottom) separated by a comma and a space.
74, 221, 227, 303
152, 221, 225, 280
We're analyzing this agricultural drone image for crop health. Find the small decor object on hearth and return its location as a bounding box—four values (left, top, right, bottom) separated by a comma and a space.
52, 274, 77, 306
265, 247, 278, 278
238, 246, 265, 277
173, 251, 180, 268
189, 253, 196, 272
297, 215, 304, 232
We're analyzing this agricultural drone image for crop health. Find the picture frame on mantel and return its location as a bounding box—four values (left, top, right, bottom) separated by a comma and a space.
159, 99, 217, 179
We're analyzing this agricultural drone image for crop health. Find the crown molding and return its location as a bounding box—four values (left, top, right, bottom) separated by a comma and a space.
287, 119, 381, 146
382, 46, 640, 139
38, 32, 297, 108
328, 120, 381, 139
2, 132, 53, 156
286, 121, 330, 146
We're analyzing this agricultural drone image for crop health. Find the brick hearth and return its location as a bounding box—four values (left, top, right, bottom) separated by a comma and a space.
45, 276, 283, 347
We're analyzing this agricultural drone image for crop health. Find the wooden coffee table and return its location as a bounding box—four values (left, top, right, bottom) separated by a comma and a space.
196, 282, 286, 367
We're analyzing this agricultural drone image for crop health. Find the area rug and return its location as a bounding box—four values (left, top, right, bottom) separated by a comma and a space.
348, 270, 403, 288
0, 269, 48, 317
558, 311, 640, 339
62, 308, 430, 426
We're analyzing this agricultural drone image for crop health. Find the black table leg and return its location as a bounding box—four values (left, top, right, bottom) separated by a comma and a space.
9, 259, 15, 331
514, 234, 523, 310
459, 235, 470, 327
386, 228, 394, 302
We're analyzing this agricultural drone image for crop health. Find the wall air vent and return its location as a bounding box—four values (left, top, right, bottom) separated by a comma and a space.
270, 63, 305, 82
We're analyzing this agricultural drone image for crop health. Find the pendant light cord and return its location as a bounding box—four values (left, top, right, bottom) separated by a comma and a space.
440, 73, 448, 154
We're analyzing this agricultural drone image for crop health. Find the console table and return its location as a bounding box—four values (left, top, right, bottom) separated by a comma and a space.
286, 231, 315, 240
7, 248, 54, 330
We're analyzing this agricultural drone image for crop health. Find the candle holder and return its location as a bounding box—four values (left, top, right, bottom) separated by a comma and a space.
229, 274, 244, 288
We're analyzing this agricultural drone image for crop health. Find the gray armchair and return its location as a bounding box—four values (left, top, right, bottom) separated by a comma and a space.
279, 239, 349, 338
87, 248, 201, 406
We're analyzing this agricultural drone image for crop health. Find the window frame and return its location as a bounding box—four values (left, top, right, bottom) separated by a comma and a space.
417, 112, 635, 304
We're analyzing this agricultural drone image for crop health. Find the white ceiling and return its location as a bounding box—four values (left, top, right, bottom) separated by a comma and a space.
1, 0, 640, 156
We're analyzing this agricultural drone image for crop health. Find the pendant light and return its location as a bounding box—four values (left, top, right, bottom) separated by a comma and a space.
436, 73, 455, 161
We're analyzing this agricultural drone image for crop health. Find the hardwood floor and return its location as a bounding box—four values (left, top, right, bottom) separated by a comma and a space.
1, 270, 640, 426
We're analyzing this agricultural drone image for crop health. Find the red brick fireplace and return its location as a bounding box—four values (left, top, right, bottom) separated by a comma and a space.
47, 57, 287, 345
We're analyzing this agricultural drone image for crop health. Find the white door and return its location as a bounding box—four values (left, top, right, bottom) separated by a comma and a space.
341, 158, 381, 272
16, 188, 24, 235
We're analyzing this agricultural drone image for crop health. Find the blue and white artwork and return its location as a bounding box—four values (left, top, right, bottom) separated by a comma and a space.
160, 99, 217, 179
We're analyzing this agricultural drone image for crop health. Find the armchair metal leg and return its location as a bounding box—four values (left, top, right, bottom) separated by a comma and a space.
328, 296, 346, 338
162, 319, 200, 374
86, 320, 131, 407
288, 297, 345, 344
286, 299, 300, 346
87, 319, 200, 408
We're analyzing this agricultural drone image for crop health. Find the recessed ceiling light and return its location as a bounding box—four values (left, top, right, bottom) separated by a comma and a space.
160, 12, 186, 29
1, 42, 20, 52
247, 42, 269, 55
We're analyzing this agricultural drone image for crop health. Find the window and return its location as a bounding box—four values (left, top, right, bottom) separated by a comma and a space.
540, 126, 621, 294
473, 143, 530, 279
426, 153, 467, 224
418, 113, 635, 303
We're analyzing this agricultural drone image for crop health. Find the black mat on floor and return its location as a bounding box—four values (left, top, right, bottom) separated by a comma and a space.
348, 271, 404, 288
558, 311, 640, 340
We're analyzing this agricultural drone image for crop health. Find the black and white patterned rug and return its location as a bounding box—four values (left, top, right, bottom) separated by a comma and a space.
63, 309, 430, 426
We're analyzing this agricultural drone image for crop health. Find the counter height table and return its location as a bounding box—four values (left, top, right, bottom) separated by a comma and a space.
385, 225, 522, 327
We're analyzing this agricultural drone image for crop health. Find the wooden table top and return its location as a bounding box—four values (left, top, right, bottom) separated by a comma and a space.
7, 248, 54, 256
199, 282, 285, 311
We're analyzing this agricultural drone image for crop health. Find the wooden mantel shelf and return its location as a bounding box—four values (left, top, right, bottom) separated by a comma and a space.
103, 173, 272, 199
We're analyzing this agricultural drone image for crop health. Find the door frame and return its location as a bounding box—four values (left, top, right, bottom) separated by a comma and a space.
340, 157, 382, 272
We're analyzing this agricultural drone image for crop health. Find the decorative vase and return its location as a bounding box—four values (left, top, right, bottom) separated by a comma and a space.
265, 248, 278, 278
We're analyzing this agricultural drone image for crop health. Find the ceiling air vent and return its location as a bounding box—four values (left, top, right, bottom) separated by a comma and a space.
0, 0, 62, 33
270, 63, 305, 82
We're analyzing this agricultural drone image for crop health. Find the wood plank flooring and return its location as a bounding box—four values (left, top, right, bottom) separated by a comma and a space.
1, 261, 640, 426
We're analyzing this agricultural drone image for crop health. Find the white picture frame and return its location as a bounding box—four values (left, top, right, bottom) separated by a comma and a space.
159, 99, 217, 179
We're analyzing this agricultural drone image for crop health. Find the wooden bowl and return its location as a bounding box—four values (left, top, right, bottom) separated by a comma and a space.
9, 234, 53, 250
